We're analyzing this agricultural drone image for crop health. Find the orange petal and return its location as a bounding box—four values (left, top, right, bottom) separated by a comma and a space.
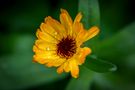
33, 45, 39, 52
36, 28, 57, 43
33, 55, 50, 64
73, 22, 84, 38
44, 16, 66, 37
33, 45, 58, 61
46, 60, 54, 67
46, 58, 65, 67
57, 65, 64, 74
40, 22, 60, 41
54, 59, 66, 67
74, 12, 82, 23
69, 59, 79, 78
60, 9, 73, 36
76, 29, 87, 46
35, 39, 56, 51
84, 26, 100, 42
77, 47, 91, 65
63, 61, 70, 72
60, 9, 73, 24
34, 51, 57, 59
73, 13, 82, 37
33, 45, 46, 54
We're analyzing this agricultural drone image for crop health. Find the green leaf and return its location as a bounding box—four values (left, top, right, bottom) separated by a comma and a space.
91, 22, 135, 89
84, 55, 117, 73
78, 0, 100, 29
94, 22, 135, 61
66, 67, 94, 90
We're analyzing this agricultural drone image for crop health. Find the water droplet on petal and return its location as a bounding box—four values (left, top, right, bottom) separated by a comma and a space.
54, 32, 57, 35
46, 47, 50, 51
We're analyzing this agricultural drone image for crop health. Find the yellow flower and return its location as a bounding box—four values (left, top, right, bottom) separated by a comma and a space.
33, 9, 99, 78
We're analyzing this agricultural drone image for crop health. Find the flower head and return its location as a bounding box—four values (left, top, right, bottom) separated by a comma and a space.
33, 9, 99, 78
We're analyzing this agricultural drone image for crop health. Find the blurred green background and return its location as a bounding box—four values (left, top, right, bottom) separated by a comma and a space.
0, 0, 135, 90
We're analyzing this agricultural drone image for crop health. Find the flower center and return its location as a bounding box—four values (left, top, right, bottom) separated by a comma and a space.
56, 36, 77, 59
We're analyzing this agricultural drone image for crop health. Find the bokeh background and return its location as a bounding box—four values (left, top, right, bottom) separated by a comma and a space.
0, 0, 135, 90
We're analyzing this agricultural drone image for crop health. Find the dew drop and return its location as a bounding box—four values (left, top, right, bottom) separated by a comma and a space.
54, 32, 57, 35
46, 47, 50, 51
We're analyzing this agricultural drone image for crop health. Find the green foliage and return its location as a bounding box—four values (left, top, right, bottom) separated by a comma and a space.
66, 67, 94, 90
84, 55, 117, 73
95, 22, 135, 60
0, 35, 67, 90
78, 0, 100, 28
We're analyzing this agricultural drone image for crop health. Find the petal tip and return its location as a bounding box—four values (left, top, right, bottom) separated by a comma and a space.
74, 12, 82, 23
71, 72, 79, 78
57, 66, 64, 74
72, 74, 78, 78
91, 26, 100, 34
85, 47, 92, 55
60, 8, 67, 13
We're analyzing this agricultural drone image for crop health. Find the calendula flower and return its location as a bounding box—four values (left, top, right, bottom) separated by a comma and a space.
33, 9, 99, 78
